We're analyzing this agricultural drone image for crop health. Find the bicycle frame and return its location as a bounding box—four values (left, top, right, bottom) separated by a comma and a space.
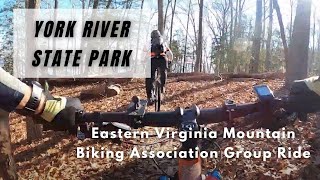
75, 93, 294, 180
152, 67, 162, 112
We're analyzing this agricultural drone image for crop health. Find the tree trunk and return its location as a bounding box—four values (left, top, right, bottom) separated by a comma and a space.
265, 0, 273, 71
93, 0, 99, 8
134, 0, 145, 71
273, 0, 289, 74
106, 0, 112, 8
261, 0, 266, 49
0, 109, 18, 180
164, 0, 171, 30
289, 0, 294, 42
169, 0, 177, 46
183, 0, 192, 73
249, 0, 262, 73
88, 0, 92, 8
286, 0, 311, 86
26, 0, 43, 142
158, 0, 164, 35
228, 0, 234, 73
310, 10, 315, 74
52, 0, 58, 77
317, 21, 320, 74
234, 0, 245, 72
195, 0, 203, 72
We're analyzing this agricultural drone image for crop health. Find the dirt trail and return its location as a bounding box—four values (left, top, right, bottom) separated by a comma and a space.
9, 76, 319, 179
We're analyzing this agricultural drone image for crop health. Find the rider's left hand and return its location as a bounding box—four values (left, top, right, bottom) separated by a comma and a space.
244, 108, 294, 130
40, 95, 83, 134
20, 87, 84, 134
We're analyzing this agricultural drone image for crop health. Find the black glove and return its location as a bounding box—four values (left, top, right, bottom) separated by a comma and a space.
244, 108, 296, 130
287, 77, 320, 114
41, 97, 82, 134
31, 89, 83, 133
14, 80, 83, 133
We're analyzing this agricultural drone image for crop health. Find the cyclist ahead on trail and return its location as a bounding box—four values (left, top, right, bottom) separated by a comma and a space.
145, 30, 173, 105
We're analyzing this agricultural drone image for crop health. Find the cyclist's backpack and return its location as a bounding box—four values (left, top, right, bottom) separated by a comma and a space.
151, 32, 165, 57
151, 43, 165, 56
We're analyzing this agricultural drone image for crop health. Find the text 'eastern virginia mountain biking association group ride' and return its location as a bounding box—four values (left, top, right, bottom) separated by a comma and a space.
75, 85, 302, 180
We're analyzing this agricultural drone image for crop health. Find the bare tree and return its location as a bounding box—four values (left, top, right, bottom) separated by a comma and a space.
93, 0, 99, 8
207, 0, 232, 73
158, 0, 164, 34
194, 0, 204, 72
310, 8, 316, 74
317, 20, 320, 74
261, 0, 266, 49
88, 0, 92, 8
169, 0, 177, 46
182, 0, 192, 73
164, 0, 171, 30
228, 0, 234, 73
289, 0, 295, 42
265, 0, 273, 70
106, 0, 112, 8
286, 0, 312, 85
134, 0, 145, 66
249, 0, 262, 73
176, 2, 198, 71
233, 0, 246, 72
273, 0, 289, 72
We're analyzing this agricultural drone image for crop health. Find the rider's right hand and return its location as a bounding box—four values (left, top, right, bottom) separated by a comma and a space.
287, 76, 320, 113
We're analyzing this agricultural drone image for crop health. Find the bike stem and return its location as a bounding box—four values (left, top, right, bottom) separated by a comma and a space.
177, 105, 202, 180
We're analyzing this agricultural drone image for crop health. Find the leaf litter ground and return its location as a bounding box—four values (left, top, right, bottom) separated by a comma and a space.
9, 75, 320, 179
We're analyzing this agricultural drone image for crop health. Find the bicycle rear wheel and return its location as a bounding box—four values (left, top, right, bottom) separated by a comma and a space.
154, 68, 161, 112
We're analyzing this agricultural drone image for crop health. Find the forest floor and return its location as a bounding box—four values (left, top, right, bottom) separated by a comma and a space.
9, 74, 320, 180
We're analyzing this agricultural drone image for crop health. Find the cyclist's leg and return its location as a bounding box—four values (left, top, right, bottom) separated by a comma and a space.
146, 58, 156, 99
145, 78, 152, 99
160, 69, 167, 93
159, 57, 168, 93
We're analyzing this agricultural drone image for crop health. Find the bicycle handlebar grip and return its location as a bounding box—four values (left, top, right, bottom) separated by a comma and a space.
143, 108, 182, 127
197, 103, 259, 124
79, 112, 129, 124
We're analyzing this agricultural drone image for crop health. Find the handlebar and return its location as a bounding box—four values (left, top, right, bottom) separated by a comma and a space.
76, 97, 286, 128
73, 84, 301, 179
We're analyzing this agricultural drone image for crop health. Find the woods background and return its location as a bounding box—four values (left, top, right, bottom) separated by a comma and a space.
0, 0, 317, 85
0, 0, 320, 179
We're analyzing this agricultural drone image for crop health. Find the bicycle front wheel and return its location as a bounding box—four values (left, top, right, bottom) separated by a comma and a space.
154, 68, 161, 112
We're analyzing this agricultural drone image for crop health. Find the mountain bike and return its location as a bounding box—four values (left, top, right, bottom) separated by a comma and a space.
151, 67, 162, 112
75, 85, 300, 180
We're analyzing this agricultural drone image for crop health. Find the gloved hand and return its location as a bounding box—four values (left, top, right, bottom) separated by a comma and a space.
40, 95, 83, 134
247, 76, 320, 127
287, 76, 320, 114
244, 109, 296, 131
20, 84, 83, 134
